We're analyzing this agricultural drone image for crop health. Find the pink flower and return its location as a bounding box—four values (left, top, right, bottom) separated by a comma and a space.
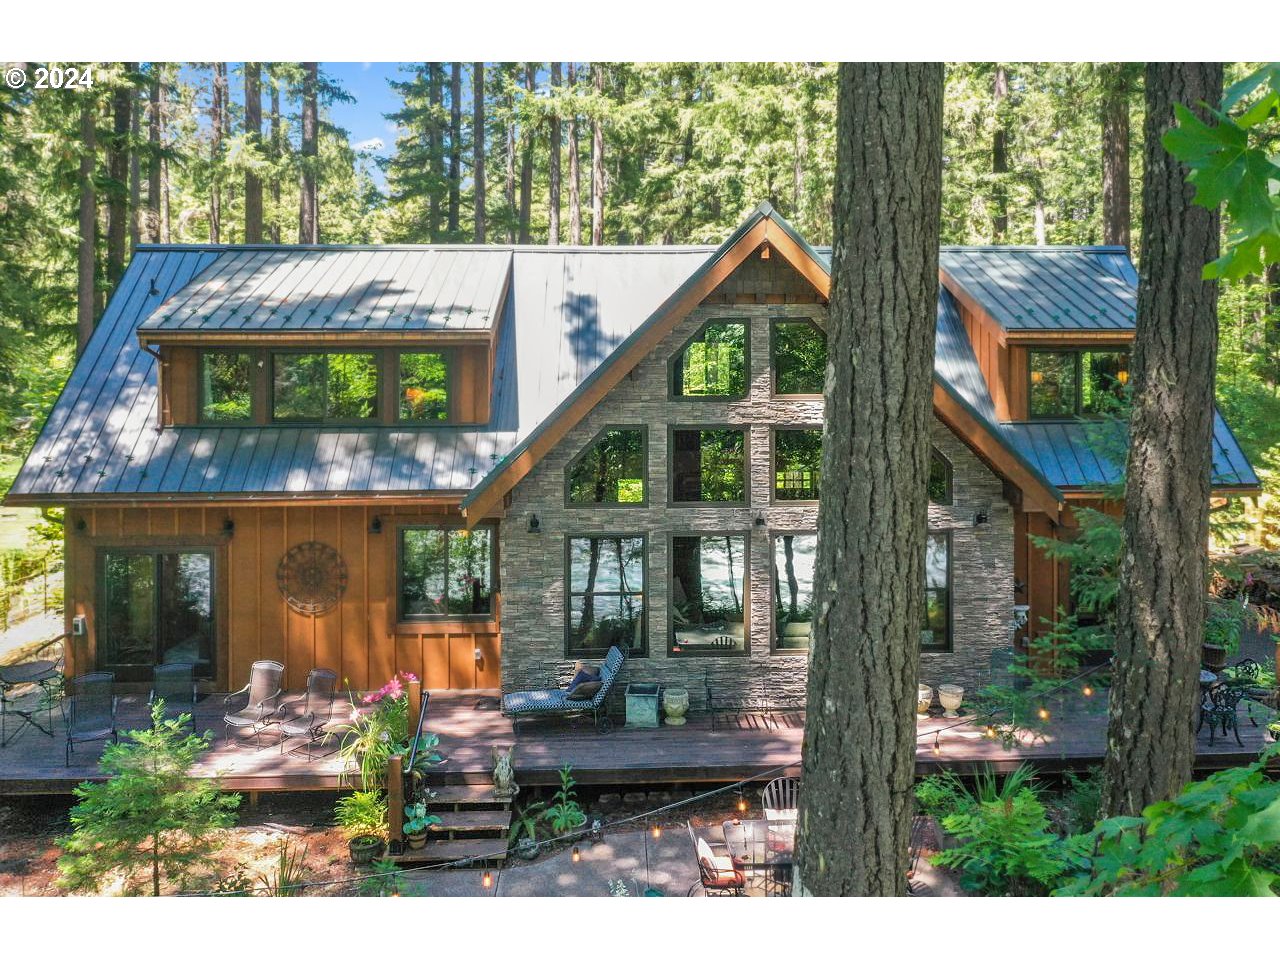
401, 672, 418, 684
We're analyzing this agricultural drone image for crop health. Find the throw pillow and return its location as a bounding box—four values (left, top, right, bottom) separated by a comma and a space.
566, 680, 603, 701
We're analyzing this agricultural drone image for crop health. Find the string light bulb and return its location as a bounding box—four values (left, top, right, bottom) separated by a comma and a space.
1038, 706, 1051, 721
651, 824, 662, 840
985, 725, 997, 739
481, 870, 493, 889
737, 795, 748, 814
932, 733, 941, 756
571, 846, 581, 863
1082, 684, 1094, 698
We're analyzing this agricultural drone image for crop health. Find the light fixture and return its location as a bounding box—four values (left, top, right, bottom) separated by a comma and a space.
760, 244, 771, 260
737, 795, 748, 814
974, 502, 991, 526
754, 512, 766, 527
1082, 684, 1094, 698
1116, 369, 1129, 385
74, 516, 87, 533
571, 846, 581, 863
651, 824, 662, 840
527, 513, 541, 534
1038, 706, 1051, 721
931, 733, 941, 756
481, 870, 493, 889
369, 515, 383, 535
222, 517, 235, 537
1030, 370, 1044, 385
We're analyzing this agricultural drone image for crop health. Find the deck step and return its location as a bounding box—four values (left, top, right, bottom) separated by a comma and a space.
425, 783, 509, 808
393, 837, 508, 865
427, 810, 511, 834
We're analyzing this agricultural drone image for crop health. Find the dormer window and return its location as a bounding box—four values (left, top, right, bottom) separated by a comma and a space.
1028, 349, 1129, 419
272, 351, 379, 423
199, 351, 253, 423
398, 352, 450, 422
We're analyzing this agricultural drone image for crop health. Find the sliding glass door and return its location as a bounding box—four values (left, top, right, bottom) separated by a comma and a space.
99, 549, 214, 681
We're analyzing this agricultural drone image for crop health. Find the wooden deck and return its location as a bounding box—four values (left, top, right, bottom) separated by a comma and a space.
0, 686, 1272, 795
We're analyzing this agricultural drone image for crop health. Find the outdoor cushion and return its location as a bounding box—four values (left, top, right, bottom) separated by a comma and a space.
573, 661, 602, 678
567, 680, 603, 701
567, 667, 598, 692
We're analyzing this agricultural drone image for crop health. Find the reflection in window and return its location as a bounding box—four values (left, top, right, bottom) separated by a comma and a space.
774, 429, 822, 501
568, 429, 646, 504
922, 532, 950, 652
673, 320, 747, 397
773, 320, 827, 395
566, 536, 646, 655
773, 533, 816, 651
99, 550, 214, 681
1030, 350, 1129, 419
199, 352, 253, 422
1081, 351, 1129, 414
1029, 351, 1077, 418
928, 449, 952, 505
672, 429, 746, 503
399, 352, 449, 422
399, 527, 494, 619
272, 352, 379, 421
670, 534, 747, 655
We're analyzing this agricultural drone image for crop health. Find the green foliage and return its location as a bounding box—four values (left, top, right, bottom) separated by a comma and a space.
255, 838, 309, 897
1058, 746, 1280, 896
334, 789, 388, 841
402, 801, 441, 835
56, 701, 241, 896
358, 858, 411, 897
509, 800, 547, 847
542, 765, 586, 835
915, 772, 971, 821
1059, 768, 1104, 835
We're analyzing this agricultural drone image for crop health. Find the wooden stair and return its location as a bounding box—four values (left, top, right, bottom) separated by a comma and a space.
392, 780, 512, 865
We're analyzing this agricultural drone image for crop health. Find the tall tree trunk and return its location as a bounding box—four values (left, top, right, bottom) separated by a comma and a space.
590, 63, 605, 246
210, 62, 224, 243
794, 62, 943, 897
222, 74, 235, 242
549, 62, 562, 245
448, 62, 462, 238
269, 71, 282, 243
472, 63, 486, 243
298, 61, 319, 244
568, 62, 582, 245
427, 62, 441, 242
77, 102, 97, 355
505, 67, 516, 244
146, 67, 163, 243
128, 95, 141, 253
1100, 62, 1224, 819
991, 64, 1008, 241
1101, 63, 1133, 250
243, 62, 264, 243
106, 64, 134, 287
518, 63, 535, 244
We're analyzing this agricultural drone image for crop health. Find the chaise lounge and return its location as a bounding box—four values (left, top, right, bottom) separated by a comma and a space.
501, 645, 627, 733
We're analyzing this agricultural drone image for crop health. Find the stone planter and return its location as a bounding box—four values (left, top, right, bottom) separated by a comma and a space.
917, 684, 934, 715
348, 835, 385, 866
1202, 643, 1227, 672
938, 684, 965, 719
663, 687, 690, 726
625, 682, 661, 728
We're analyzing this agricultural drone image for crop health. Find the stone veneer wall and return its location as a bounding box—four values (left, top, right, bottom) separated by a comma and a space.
498, 301, 1014, 703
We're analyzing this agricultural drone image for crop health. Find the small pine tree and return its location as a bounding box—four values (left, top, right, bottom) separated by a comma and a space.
57, 702, 240, 896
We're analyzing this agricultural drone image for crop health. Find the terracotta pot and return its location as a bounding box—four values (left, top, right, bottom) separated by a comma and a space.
348, 835, 385, 865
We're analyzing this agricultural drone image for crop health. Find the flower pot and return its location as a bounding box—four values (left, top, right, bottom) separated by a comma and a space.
514, 837, 540, 861
938, 684, 964, 719
663, 687, 690, 726
917, 684, 934, 716
1202, 643, 1227, 672
405, 829, 428, 850
348, 835, 385, 866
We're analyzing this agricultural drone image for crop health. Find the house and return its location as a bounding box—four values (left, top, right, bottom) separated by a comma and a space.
7, 204, 1260, 702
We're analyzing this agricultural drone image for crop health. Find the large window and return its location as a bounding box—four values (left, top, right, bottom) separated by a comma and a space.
1029, 349, 1129, 419
772, 320, 827, 395
272, 352, 379, 422
673, 320, 748, 398
670, 534, 748, 655
199, 351, 253, 423
772, 533, 816, 652
398, 352, 449, 422
671, 428, 747, 504
567, 428, 646, 505
399, 526, 495, 619
774, 429, 822, 501
566, 535, 646, 655
922, 532, 951, 652
928, 449, 953, 505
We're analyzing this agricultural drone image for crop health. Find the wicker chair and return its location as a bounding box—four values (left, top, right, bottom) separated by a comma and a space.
65, 672, 117, 765
223, 660, 284, 746
762, 776, 800, 823
686, 822, 746, 897
276, 668, 339, 759
150, 662, 198, 729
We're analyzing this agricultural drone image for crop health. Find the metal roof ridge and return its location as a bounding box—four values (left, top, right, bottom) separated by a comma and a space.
133, 243, 719, 254
941, 245, 1129, 253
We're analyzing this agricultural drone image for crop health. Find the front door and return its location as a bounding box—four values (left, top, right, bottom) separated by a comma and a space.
98, 549, 215, 682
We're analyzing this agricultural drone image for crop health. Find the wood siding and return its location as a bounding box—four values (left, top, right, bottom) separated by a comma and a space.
958, 299, 1012, 420
63, 503, 501, 691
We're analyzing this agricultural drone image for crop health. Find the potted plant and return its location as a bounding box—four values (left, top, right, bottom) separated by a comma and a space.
509, 800, 546, 860
335, 789, 388, 865
1203, 593, 1250, 671
403, 801, 441, 850
542, 765, 587, 836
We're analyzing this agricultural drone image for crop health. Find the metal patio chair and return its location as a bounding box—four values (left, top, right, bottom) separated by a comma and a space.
276, 668, 339, 759
1198, 682, 1247, 747
65, 672, 118, 765
686, 821, 746, 897
223, 660, 284, 746
150, 662, 198, 729
762, 776, 800, 823
1, 642, 64, 747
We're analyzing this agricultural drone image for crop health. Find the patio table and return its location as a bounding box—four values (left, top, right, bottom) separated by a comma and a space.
722, 818, 795, 896
0, 659, 62, 745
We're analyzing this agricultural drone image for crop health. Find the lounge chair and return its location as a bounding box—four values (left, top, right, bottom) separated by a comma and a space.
276, 668, 338, 759
223, 660, 284, 746
65, 672, 117, 765
150, 662, 198, 729
501, 646, 627, 733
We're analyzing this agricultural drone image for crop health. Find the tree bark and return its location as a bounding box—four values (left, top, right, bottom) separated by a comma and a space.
128, 92, 141, 253
568, 62, 582, 245
518, 64, 535, 244
243, 62, 264, 243
794, 62, 943, 897
549, 62, 562, 245
1100, 62, 1223, 820
427, 62, 441, 242
210, 62, 224, 243
590, 63, 605, 246
76, 102, 97, 356
473, 63, 486, 243
146, 66, 163, 243
448, 62, 462, 238
269, 71, 282, 243
298, 62, 319, 244
1101, 63, 1133, 250
505, 67, 516, 244
991, 64, 1008, 241
106, 64, 134, 287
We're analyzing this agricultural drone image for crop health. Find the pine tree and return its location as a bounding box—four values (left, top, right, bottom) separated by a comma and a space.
299, 61, 319, 243
76, 99, 97, 354
473, 62, 486, 243
567, 62, 582, 245
106, 63, 135, 286
210, 62, 225, 243
591, 62, 604, 245
549, 62, 562, 245
243, 62, 264, 243
449, 62, 462, 238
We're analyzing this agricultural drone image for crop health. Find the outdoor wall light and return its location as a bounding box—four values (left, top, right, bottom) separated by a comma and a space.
528, 513, 541, 533
74, 516, 87, 533
974, 502, 991, 526
369, 515, 383, 534
753, 512, 766, 527
221, 517, 235, 537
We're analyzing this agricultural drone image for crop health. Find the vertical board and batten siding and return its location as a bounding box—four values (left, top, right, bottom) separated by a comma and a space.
63, 503, 501, 691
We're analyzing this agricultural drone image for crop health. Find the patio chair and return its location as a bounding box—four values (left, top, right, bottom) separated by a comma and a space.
223, 660, 284, 746
762, 776, 800, 823
65, 672, 118, 765
1198, 682, 1246, 747
1, 643, 64, 747
1223, 658, 1272, 723
686, 822, 746, 897
276, 668, 339, 759
150, 662, 198, 729
501, 645, 627, 733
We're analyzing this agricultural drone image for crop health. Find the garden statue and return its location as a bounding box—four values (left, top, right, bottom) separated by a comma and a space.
492, 745, 518, 800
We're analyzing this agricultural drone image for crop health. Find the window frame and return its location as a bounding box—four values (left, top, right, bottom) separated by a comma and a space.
770, 318, 828, 398
667, 529, 751, 658
197, 349, 257, 425
922, 530, 952, 653
669, 317, 751, 401
770, 529, 818, 656
771, 426, 823, 504
928, 448, 953, 506
667, 425, 750, 507
395, 522, 499, 623
563, 424, 650, 509
394, 349, 455, 425
563, 532, 649, 658
1027, 348, 1130, 421
269, 348, 383, 425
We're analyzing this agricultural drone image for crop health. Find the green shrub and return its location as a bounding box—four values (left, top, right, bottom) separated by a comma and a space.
335, 790, 388, 841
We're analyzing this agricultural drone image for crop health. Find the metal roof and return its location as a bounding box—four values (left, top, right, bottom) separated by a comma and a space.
934, 288, 998, 422
939, 246, 1138, 332
138, 247, 512, 334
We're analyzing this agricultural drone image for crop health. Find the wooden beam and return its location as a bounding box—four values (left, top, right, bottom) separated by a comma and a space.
138, 330, 495, 348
